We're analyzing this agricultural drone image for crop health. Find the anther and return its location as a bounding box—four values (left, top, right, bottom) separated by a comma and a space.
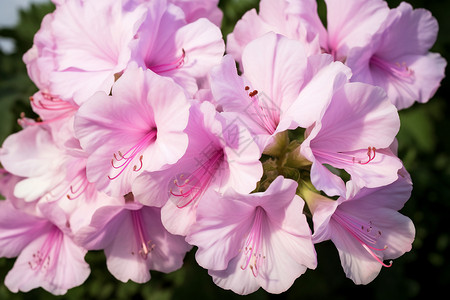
249, 90, 258, 97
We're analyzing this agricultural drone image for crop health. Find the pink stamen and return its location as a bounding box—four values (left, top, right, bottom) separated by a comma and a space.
31, 92, 77, 111
370, 56, 415, 80
240, 206, 266, 277
244, 86, 279, 134
314, 147, 377, 166
28, 226, 63, 272
332, 210, 392, 268
149, 49, 186, 73
108, 130, 156, 180
169, 148, 224, 208
354, 147, 376, 165
130, 210, 155, 259
19, 93, 78, 126
67, 173, 90, 200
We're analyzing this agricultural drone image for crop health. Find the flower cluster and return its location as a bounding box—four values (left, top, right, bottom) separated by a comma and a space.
0, 0, 446, 296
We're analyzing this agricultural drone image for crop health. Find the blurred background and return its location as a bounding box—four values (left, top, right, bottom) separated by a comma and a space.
0, 0, 448, 299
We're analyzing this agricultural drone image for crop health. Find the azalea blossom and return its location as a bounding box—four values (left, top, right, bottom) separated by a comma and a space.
133, 101, 262, 235
74, 65, 190, 196
75, 193, 191, 283
211, 32, 350, 152
228, 0, 446, 109
186, 176, 316, 295
305, 173, 415, 284
299, 82, 403, 196
0, 200, 90, 295
129, 0, 225, 96
47, 0, 148, 104
226, 0, 325, 66
0, 125, 74, 202
346, 2, 447, 109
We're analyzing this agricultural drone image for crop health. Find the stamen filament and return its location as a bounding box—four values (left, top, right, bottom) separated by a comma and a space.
244, 86, 279, 134
150, 49, 185, 73
131, 210, 154, 259
240, 207, 266, 277
313, 147, 376, 166
108, 130, 156, 180
170, 148, 224, 208
333, 211, 391, 267
28, 227, 63, 272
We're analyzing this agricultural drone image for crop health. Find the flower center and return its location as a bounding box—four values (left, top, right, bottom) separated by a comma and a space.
332, 210, 392, 267
370, 56, 415, 80
130, 210, 155, 259
148, 49, 185, 73
28, 226, 64, 273
108, 129, 157, 180
244, 86, 279, 135
240, 206, 266, 277
169, 148, 224, 208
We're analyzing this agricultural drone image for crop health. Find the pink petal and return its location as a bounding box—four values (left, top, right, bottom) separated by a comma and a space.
0, 201, 49, 258
326, 0, 389, 60
5, 230, 89, 295
285, 54, 351, 129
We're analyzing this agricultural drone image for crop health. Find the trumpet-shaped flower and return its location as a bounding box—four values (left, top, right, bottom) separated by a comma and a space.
211, 32, 350, 152
300, 82, 403, 196
227, 0, 325, 66
132, 101, 262, 235
307, 174, 415, 284
47, 0, 147, 105
186, 176, 316, 295
0, 201, 90, 295
346, 2, 447, 109
74, 66, 190, 196
130, 0, 224, 96
0, 125, 72, 202
76, 195, 191, 283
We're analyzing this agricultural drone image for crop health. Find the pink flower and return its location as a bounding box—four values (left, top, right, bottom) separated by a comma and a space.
346, 2, 447, 109
300, 82, 403, 196
186, 176, 316, 295
75, 194, 191, 283
227, 0, 325, 66
211, 32, 350, 151
0, 200, 90, 295
130, 0, 224, 96
132, 101, 262, 235
47, 0, 147, 105
307, 173, 415, 284
23, 12, 78, 124
324, 0, 390, 62
0, 125, 70, 202
74, 65, 190, 196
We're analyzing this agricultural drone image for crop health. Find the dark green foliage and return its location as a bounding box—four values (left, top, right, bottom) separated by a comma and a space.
0, 0, 449, 299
